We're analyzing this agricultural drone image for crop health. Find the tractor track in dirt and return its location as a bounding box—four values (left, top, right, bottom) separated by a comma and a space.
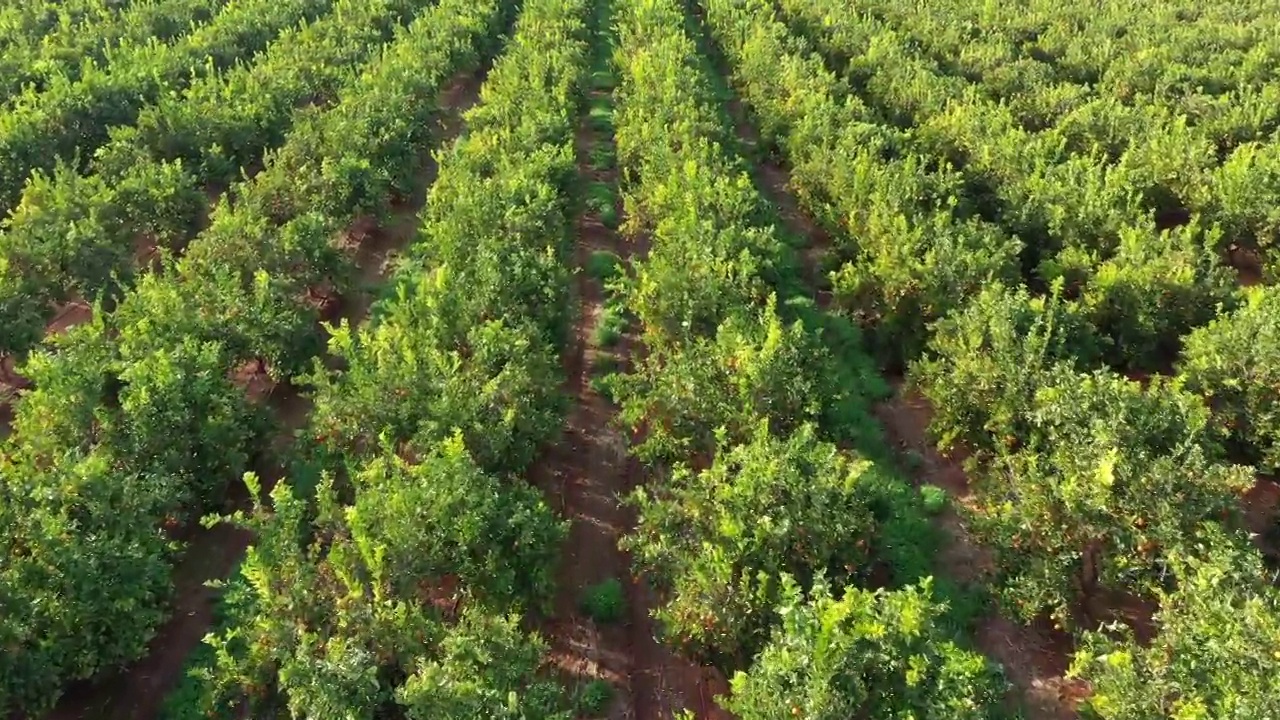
530, 12, 733, 717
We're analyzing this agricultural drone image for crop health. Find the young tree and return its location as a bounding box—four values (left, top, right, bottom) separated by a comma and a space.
725, 576, 1006, 720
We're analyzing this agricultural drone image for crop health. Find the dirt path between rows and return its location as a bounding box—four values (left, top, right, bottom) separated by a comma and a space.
38, 70, 487, 720
531, 15, 732, 718
875, 387, 1086, 720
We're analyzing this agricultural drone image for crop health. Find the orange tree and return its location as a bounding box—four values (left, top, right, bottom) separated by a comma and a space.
911, 282, 1101, 456
625, 423, 879, 663
970, 370, 1252, 627
1071, 530, 1280, 719
195, 447, 567, 718
181, 0, 588, 713
724, 576, 1006, 720
1180, 285, 1280, 474
0, 0, 507, 711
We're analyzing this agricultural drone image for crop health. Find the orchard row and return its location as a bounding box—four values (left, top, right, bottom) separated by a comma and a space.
0, 0, 1276, 718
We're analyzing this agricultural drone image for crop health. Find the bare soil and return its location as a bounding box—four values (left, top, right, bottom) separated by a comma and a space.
38, 71, 486, 720
530, 53, 732, 717
47, 300, 92, 337
1227, 243, 1266, 286
1245, 475, 1280, 560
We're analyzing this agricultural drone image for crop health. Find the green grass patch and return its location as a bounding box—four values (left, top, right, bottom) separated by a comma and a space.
589, 142, 616, 171
594, 305, 628, 347
591, 355, 621, 400
589, 66, 615, 91
588, 103, 614, 132
585, 180, 615, 213
578, 679, 614, 716
580, 578, 626, 624
593, 354, 619, 376
585, 181, 620, 229
920, 484, 949, 515
585, 249, 621, 283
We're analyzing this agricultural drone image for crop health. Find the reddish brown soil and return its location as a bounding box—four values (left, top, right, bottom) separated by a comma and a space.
876, 384, 1085, 720
530, 63, 732, 719
40, 71, 486, 720
47, 300, 92, 336
1227, 244, 1266, 286
134, 233, 161, 269
1245, 475, 1280, 559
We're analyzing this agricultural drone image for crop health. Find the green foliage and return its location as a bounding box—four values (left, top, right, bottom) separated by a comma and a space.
588, 142, 617, 172
0, 0, 510, 712
308, 271, 563, 476
396, 608, 571, 720
580, 578, 626, 624
181, 1, 592, 716
0, 0, 331, 218
625, 423, 878, 660
0, 452, 174, 714
1071, 531, 1280, 720
0, 316, 262, 712
608, 295, 854, 462
577, 679, 614, 716
1210, 141, 1280, 257
348, 442, 567, 607
10, 1, 1280, 719
158, 569, 255, 720
920, 484, 949, 515
198, 439, 568, 716
701, 0, 1022, 366
969, 371, 1252, 626
912, 282, 1101, 455
590, 355, 621, 400
586, 249, 622, 283
0, 0, 223, 98
724, 576, 1006, 720
1061, 222, 1238, 369
0, 0, 428, 359
593, 304, 628, 347
1180, 285, 1280, 473
588, 104, 614, 132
